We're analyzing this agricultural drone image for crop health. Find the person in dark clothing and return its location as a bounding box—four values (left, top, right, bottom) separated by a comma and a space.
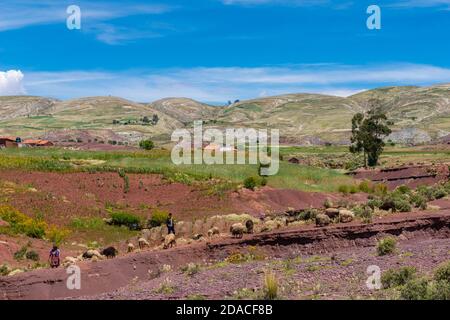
166, 213, 175, 235
49, 245, 61, 268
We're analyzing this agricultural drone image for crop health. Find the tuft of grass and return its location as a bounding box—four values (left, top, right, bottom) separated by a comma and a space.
377, 237, 397, 256
181, 263, 200, 276
263, 270, 278, 300
155, 278, 176, 295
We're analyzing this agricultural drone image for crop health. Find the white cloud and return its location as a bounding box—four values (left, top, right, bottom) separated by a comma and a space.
0, 1, 173, 32
20, 63, 450, 103
0, 70, 26, 95
0, 1, 175, 44
389, 0, 450, 8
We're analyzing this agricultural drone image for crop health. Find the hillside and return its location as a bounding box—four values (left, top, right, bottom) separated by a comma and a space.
150, 98, 218, 125
0, 96, 182, 143
0, 84, 449, 145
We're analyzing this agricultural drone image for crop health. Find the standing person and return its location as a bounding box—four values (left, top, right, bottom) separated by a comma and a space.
166, 213, 175, 235
49, 245, 60, 269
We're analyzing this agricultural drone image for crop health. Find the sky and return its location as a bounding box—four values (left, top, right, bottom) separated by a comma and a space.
0, 0, 450, 103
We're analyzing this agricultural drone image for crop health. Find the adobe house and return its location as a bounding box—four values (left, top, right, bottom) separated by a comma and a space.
22, 139, 54, 147
0, 137, 19, 148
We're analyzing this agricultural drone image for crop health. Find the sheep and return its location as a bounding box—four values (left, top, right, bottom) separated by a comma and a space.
138, 237, 150, 250
62, 256, 79, 267
82, 249, 102, 260
245, 220, 254, 234
230, 223, 245, 238
127, 243, 135, 253
163, 233, 176, 249
207, 227, 220, 238
315, 214, 331, 227
324, 208, 340, 219
101, 246, 118, 259
339, 210, 355, 223
192, 234, 204, 241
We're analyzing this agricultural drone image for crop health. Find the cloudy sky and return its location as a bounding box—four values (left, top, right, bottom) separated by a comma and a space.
0, 0, 450, 103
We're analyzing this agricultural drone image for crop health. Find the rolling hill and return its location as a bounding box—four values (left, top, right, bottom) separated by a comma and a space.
0, 84, 449, 145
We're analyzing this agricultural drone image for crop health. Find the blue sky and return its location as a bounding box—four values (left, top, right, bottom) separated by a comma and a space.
0, 0, 450, 103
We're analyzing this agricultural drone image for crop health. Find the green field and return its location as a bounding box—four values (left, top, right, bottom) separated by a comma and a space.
0, 147, 357, 193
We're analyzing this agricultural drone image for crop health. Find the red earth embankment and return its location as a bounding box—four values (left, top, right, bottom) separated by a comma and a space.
1, 210, 449, 300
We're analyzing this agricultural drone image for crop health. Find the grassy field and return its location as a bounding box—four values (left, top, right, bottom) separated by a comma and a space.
1, 144, 449, 193
0, 147, 356, 192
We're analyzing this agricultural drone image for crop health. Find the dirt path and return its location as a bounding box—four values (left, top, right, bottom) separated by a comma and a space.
1, 210, 449, 300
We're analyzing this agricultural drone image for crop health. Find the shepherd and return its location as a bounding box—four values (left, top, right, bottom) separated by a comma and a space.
166, 213, 175, 235
49, 245, 61, 269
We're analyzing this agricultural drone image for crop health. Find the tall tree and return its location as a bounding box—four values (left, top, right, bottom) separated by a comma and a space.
350, 100, 392, 167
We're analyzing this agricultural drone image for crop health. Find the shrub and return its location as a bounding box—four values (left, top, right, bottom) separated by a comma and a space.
263, 270, 278, 300
367, 198, 383, 209
23, 219, 47, 239
0, 264, 9, 276
374, 183, 388, 196
427, 280, 450, 300
349, 185, 358, 194
393, 198, 412, 212
260, 177, 268, 187
226, 252, 247, 264
243, 177, 257, 191
432, 186, 447, 200
353, 205, 373, 223
297, 208, 318, 221
139, 139, 155, 150
14, 244, 29, 261
434, 261, 450, 282
358, 180, 373, 193
376, 237, 397, 256
410, 193, 427, 210
148, 209, 169, 228
400, 278, 429, 300
338, 185, 350, 195
396, 185, 411, 195
25, 250, 40, 262
381, 266, 416, 289
46, 226, 70, 245
110, 211, 141, 230
417, 185, 435, 201
380, 193, 411, 212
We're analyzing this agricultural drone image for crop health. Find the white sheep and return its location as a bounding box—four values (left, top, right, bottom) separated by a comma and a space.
127, 243, 135, 253
207, 227, 220, 238
163, 233, 176, 249
138, 237, 150, 250
230, 223, 245, 238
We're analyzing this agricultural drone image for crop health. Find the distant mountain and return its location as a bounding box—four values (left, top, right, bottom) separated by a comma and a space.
0, 84, 449, 145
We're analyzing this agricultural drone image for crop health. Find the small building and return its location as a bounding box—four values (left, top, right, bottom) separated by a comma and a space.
0, 137, 19, 148
22, 139, 54, 147
203, 143, 236, 152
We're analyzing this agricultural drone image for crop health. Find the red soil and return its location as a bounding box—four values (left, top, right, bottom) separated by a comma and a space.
350, 164, 450, 189
0, 170, 365, 226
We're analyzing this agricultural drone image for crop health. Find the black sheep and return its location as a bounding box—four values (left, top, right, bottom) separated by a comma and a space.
101, 247, 118, 259
245, 220, 254, 234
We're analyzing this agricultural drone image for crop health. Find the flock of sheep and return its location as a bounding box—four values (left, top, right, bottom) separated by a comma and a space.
62, 219, 258, 267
